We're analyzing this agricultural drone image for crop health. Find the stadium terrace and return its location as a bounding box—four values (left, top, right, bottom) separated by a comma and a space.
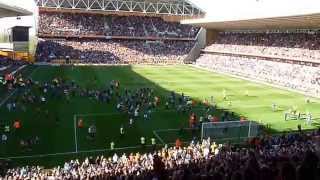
0, 1, 320, 180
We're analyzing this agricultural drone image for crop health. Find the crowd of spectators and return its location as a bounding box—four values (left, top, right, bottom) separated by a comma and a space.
206, 31, 320, 61
39, 13, 106, 36
37, 12, 198, 64
3, 130, 320, 179
196, 54, 320, 96
36, 39, 194, 64
38, 12, 199, 38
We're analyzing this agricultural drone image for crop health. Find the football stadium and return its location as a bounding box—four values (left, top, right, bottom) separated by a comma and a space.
0, 0, 320, 179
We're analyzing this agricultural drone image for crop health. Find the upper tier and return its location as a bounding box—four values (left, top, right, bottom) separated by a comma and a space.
38, 12, 200, 39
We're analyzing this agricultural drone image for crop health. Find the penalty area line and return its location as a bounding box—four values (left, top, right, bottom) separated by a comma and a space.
0, 145, 155, 160
154, 127, 196, 132
153, 130, 165, 145
73, 114, 78, 153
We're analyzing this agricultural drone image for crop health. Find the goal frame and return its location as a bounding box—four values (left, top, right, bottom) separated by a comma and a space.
200, 120, 255, 140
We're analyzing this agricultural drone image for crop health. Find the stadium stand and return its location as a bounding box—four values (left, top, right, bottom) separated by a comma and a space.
196, 53, 320, 96
38, 12, 199, 38
205, 31, 320, 61
3, 130, 320, 179
2, 1, 320, 179
36, 39, 194, 64
36, 11, 199, 64
196, 31, 320, 97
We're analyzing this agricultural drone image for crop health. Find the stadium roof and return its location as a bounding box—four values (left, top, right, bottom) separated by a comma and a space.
0, 1, 33, 18
182, 12, 320, 30
35, 0, 204, 16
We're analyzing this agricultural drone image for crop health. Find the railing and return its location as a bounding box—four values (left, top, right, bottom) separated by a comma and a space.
184, 28, 206, 63
38, 33, 196, 41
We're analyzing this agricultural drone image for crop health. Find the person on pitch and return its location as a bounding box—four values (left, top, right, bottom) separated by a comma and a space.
151, 137, 156, 150
110, 141, 115, 150
306, 112, 312, 125
88, 124, 96, 139
245, 89, 249, 96
272, 103, 277, 112
189, 112, 197, 128
305, 97, 310, 104
4, 125, 10, 133
140, 136, 145, 147
13, 119, 21, 130
222, 89, 227, 100
154, 96, 160, 106
129, 118, 134, 125
228, 101, 232, 107
1, 134, 7, 144
210, 96, 214, 103
134, 107, 139, 118
165, 101, 169, 109
284, 112, 288, 121
78, 118, 84, 128
120, 125, 125, 136
115, 80, 120, 90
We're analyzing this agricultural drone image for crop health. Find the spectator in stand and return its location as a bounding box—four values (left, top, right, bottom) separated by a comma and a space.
39, 12, 106, 36
2, 130, 320, 179
36, 12, 198, 64
38, 12, 199, 38
206, 31, 320, 61
36, 39, 194, 64
196, 53, 320, 96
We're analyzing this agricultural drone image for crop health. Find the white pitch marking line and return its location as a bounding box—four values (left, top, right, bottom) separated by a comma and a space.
0, 145, 156, 160
153, 130, 165, 144
154, 128, 196, 132
0, 66, 39, 108
74, 115, 78, 153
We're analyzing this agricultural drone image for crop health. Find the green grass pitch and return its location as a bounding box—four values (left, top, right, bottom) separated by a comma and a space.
0, 65, 319, 167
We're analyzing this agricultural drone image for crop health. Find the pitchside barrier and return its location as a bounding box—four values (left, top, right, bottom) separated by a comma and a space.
201, 121, 262, 142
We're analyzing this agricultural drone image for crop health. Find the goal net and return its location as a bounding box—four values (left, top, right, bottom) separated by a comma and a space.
201, 121, 261, 142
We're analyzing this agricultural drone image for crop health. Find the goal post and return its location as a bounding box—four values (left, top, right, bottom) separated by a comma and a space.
201, 121, 261, 142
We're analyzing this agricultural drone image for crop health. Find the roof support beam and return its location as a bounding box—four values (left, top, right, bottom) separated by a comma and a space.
35, 0, 203, 16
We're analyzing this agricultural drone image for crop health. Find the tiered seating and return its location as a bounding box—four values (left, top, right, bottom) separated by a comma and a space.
37, 12, 198, 64
38, 13, 106, 36
196, 54, 320, 96
36, 39, 194, 64
205, 32, 320, 61
196, 31, 320, 96
38, 12, 200, 38
3, 130, 320, 179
